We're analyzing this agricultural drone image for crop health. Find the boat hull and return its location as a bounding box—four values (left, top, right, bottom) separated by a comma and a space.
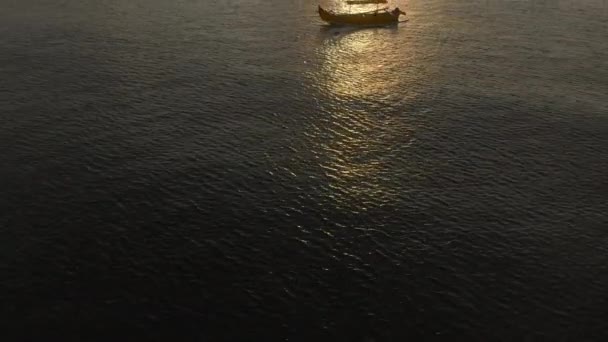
318, 6, 400, 26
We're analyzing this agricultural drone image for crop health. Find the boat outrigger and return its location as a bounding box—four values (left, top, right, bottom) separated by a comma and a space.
318, 5, 405, 26
345, 0, 388, 4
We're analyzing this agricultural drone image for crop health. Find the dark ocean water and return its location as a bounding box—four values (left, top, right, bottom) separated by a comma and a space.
2, 0, 608, 340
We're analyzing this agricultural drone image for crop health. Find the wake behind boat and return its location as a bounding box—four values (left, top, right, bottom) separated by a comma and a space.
318, 5, 405, 26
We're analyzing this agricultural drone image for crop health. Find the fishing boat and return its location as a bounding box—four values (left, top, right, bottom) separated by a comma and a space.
318, 5, 405, 26
345, 0, 387, 4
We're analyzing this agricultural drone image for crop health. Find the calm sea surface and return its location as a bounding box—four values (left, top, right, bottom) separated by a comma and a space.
2, 0, 608, 339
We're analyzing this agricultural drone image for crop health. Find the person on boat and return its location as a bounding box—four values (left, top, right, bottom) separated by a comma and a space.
392, 7, 406, 16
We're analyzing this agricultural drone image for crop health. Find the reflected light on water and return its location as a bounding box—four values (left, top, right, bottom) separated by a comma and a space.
306, 27, 419, 211
319, 28, 401, 101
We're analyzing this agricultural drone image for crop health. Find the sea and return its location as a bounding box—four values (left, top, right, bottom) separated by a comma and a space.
2, 0, 607, 340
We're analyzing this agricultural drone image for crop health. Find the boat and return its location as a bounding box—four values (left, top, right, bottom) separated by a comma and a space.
318, 5, 405, 26
345, 0, 388, 4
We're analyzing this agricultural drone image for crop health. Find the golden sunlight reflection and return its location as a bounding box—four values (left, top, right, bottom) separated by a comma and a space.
306, 28, 419, 211
319, 29, 401, 100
